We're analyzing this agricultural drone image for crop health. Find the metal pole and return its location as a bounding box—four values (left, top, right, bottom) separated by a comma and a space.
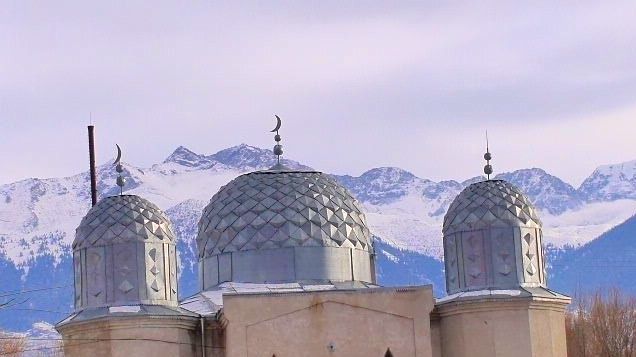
88, 125, 98, 206
200, 317, 206, 357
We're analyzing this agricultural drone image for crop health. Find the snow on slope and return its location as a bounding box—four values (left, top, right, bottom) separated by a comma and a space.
495, 168, 583, 214
360, 186, 636, 259
0, 144, 634, 267
579, 159, 636, 201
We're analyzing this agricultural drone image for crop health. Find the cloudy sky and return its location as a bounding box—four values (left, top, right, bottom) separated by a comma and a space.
1, 1, 635, 186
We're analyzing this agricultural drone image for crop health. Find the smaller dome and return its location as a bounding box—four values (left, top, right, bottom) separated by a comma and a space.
73, 195, 179, 310
74, 195, 175, 250
442, 180, 546, 295
443, 180, 541, 235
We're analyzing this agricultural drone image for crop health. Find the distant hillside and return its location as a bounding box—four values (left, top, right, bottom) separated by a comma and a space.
551, 214, 636, 294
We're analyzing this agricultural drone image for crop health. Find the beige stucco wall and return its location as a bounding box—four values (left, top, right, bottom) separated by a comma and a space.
430, 313, 442, 357
202, 318, 226, 357
528, 305, 568, 356
436, 297, 569, 357
56, 289, 570, 357
57, 316, 200, 357
221, 286, 435, 357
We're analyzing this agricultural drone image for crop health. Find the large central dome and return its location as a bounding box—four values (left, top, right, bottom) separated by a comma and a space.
196, 167, 375, 289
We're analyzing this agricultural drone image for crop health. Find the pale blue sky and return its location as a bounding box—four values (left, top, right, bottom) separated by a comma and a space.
1, 1, 636, 186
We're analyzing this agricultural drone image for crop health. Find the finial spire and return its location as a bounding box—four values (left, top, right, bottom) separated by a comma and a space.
484, 130, 493, 180
271, 115, 283, 165
113, 144, 126, 195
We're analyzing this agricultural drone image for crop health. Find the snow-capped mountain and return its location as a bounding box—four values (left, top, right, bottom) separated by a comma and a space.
579, 159, 636, 201
207, 143, 312, 171
163, 146, 217, 169
1, 144, 636, 331
2, 144, 636, 265
494, 168, 583, 215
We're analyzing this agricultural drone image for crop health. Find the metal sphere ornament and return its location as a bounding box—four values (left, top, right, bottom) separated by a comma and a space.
484, 152, 492, 161
113, 144, 126, 194
484, 164, 493, 176
270, 115, 285, 165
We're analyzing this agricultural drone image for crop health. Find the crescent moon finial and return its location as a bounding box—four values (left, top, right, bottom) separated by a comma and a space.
271, 115, 284, 166
271, 115, 282, 133
113, 144, 122, 165
113, 144, 126, 195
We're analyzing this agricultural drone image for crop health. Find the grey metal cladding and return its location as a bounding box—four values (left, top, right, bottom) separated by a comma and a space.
197, 170, 373, 257
72, 195, 179, 310
443, 180, 541, 235
74, 195, 175, 250
197, 169, 376, 288
442, 180, 547, 294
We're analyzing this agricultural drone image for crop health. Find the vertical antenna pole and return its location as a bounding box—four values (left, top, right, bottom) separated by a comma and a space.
88, 125, 98, 206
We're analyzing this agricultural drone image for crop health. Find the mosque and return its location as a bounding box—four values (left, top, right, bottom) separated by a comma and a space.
56, 120, 570, 357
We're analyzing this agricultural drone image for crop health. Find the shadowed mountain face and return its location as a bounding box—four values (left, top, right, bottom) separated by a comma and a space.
0, 144, 635, 331
550, 214, 636, 295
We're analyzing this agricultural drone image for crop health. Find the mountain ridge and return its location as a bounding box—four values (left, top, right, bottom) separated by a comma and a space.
1, 143, 636, 331
1, 144, 635, 267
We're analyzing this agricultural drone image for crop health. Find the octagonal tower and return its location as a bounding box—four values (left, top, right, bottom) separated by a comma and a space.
72, 194, 179, 309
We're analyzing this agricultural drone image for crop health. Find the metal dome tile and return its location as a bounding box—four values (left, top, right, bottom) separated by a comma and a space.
197, 170, 372, 259
444, 180, 544, 235
269, 213, 286, 227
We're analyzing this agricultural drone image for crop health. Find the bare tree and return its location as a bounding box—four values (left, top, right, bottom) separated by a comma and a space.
0, 332, 26, 357
566, 288, 636, 357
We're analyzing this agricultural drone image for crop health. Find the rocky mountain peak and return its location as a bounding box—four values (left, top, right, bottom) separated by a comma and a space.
579, 159, 636, 202
495, 168, 582, 215
163, 146, 214, 168
208, 144, 310, 171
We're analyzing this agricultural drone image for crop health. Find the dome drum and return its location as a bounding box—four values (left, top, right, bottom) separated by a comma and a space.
200, 246, 375, 290
443, 226, 545, 294
442, 180, 547, 295
73, 195, 179, 310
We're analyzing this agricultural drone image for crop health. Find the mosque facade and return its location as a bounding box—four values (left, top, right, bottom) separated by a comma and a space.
56, 124, 570, 357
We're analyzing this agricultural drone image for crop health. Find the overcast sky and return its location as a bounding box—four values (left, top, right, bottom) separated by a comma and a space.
1, 1, 635, 186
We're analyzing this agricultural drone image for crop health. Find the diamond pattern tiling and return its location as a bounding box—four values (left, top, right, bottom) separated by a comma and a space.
197, 170, 372, 257
74, 195, 175, 250
443, 180, 541, 235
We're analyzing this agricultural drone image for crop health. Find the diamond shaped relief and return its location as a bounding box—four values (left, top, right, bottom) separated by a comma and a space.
118, 280, 134, 293
524, 233, 534, 245
150, 266, 159, 275
499, 264, 512, 276
469, 268, 482, 279
148, 248, 157, 261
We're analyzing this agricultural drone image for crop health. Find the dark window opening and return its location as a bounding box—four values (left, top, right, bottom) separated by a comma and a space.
385, 348, 393, 357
